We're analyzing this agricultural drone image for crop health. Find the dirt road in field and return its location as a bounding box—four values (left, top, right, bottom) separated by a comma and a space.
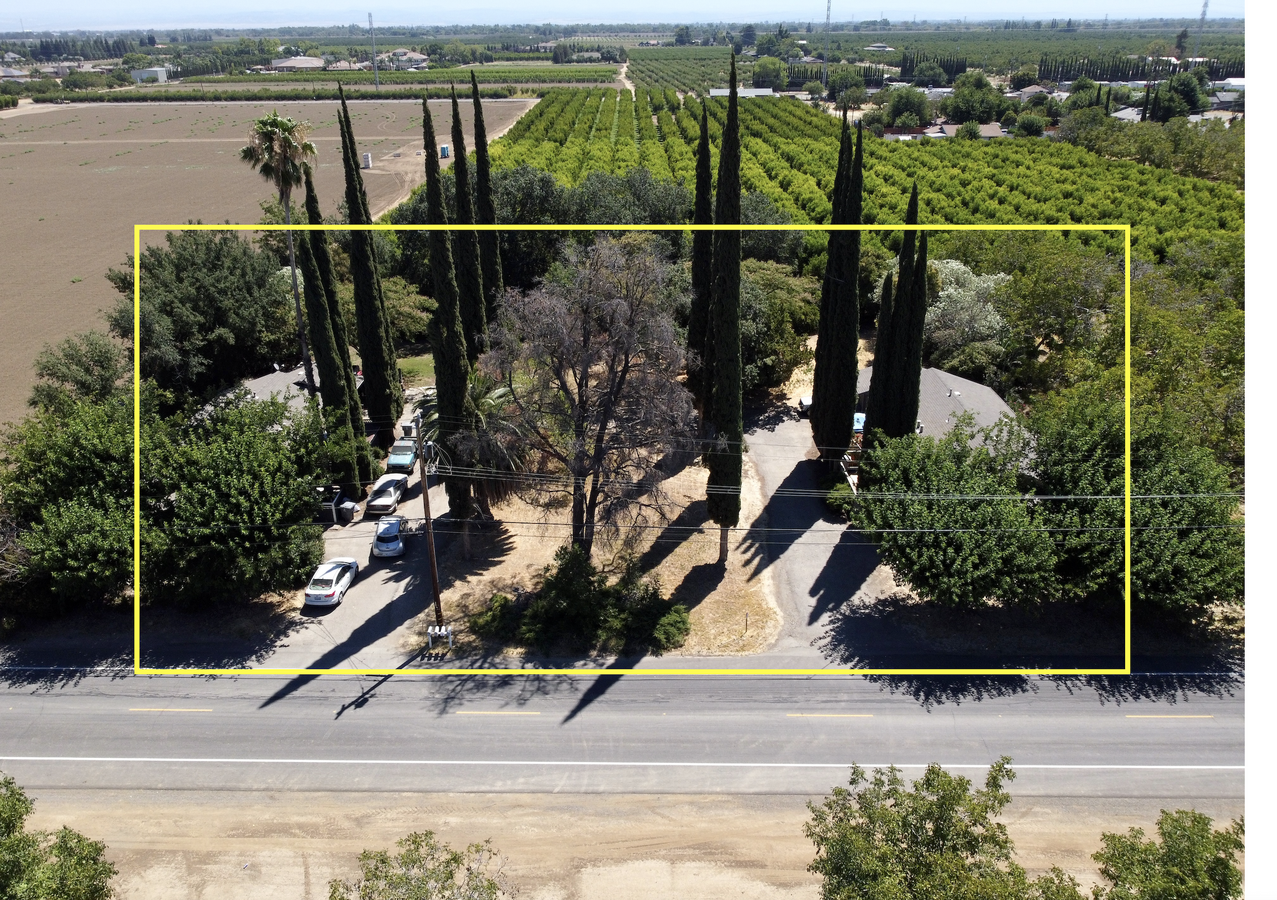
0, 98, 535, 423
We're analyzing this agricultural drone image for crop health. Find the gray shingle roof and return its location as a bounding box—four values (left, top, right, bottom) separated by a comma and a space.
856, 366, 1015, 442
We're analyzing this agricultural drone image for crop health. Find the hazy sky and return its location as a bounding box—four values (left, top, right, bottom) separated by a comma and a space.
1, 1, 1244, 33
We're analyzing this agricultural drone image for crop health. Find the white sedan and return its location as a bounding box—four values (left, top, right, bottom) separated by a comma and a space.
304, 558, 360, 606
372, 516, 406, 557
364, 473, 409, 516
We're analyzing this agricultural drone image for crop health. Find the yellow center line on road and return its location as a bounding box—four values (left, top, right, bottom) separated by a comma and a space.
1125, 715, 1214, 718
787, 714, 874, 718
455, 711, 541, 716
129, 708, 213, 712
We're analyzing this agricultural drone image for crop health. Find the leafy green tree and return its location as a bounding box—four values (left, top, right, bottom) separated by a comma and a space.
886, 85, 929, 125
1009, 65, 1038, 90
328, 831, 509, 900
1027, 382, 1244, 618
450, 85, 487, 364
706, 54, 744, 562
844, 420, 1055, 608
752, 56, 786, 89
240, 110, 319, 395
1, 398, 132, 611
941, 70, 1012, 124
806, 758, 1084, 900
1016, 114, 1046, 137
739, 261, 816, 392
142, 393, 325, 607
106, 231, 294, 400
28, 331, 128, 412
1092, 810, 1244, 900
827, 67, 864, 102
957, 119, 983, 139
0, 773, 117, 900
803, 80, 826, 100
911, 59, 947, 86
687, 102, 715, 411
740, 191, 803, 265
470, 71, 505, 327
421, 98, 476, 522
338, 87, 403, 446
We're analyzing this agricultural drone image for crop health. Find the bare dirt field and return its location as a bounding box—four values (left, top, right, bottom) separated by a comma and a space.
25, 788, 1242, 900
0, 98, 535, 423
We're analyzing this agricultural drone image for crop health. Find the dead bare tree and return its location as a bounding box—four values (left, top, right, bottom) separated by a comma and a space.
487, 234, 696, 558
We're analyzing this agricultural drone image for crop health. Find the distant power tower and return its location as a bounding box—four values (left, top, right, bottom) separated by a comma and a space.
1192, 0, 1209, 62
822, 0, 832, 86
369, 13, 380, 90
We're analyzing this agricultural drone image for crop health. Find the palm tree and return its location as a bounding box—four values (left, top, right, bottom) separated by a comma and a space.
241, 111, 318, 394
414, 368, 531, 517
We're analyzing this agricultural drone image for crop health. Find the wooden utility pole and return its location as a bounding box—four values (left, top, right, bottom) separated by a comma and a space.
418, 426, 444, 627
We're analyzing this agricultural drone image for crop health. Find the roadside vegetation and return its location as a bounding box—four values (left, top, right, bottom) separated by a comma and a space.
0, 772, 117, 900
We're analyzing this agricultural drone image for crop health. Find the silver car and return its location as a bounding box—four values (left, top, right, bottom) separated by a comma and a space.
304, 558, 360, 606
372, 516, 406, 557
365, 473, 409, 516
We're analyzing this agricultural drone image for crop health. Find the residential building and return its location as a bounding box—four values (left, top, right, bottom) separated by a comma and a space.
130, 67, 167, 83
856, 367, 1015, 441
270, 56, 324, 72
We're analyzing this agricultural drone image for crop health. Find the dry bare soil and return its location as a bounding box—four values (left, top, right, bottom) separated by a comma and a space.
0, 98, 535, 423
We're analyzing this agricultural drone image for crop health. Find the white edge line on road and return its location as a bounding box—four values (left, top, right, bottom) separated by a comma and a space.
0, 757, 1244, 770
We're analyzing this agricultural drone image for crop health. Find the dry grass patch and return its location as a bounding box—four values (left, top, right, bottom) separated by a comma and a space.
412, 457, 781, 660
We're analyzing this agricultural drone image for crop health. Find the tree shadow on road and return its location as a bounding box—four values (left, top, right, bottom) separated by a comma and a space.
738, 459, 833, 580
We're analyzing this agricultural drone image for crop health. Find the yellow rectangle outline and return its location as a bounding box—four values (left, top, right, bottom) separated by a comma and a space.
133, 222, 1131, 677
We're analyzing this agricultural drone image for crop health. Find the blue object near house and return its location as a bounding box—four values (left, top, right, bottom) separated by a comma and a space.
854, 412, 866, 433
440, 144, 450, 158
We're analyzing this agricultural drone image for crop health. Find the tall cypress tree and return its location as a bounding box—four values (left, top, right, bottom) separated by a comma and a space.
1140, 85, 1150, 121
705, 54, 743, 563
338, 88, 403, 445
470, 71, 504, 328
303, 165, 373, 490
423, 98, 475, 520
450, 85, 487, 364
295, 210, 360, 499
687, 101, 715, 411
894, 229, 929, 439
864, 183, 919, 443
811, 111, 852, 455
815, 121, 863, 463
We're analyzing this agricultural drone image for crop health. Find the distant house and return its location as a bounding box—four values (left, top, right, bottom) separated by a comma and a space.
130, 67, 167, 83
709, 87, 776, 97
271, 56, 324, 72
1110, 107, 1143, 122
379, 48, 428, 70
863, 42, 895, 52
925, 123, 1005, 139
574, 51, 602, 61
326, 59, 358, 71
0, 67, 29, 82
855, 367, 1015, 442
2, 52, 23, 63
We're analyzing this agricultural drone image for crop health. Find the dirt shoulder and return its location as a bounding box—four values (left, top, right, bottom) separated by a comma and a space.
24, 788, 1243, 900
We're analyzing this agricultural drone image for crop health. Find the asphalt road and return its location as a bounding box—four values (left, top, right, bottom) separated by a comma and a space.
0, 671, 1243, 799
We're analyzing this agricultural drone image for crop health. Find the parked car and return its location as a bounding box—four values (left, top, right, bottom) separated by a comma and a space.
304, 558, 360, 606
372, 516, 406, 557
386, 439, 418, 472
365, 473, 409, 516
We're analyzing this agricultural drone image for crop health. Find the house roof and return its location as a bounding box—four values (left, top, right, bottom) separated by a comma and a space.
928, 123, 1005, 138
271, 56, 325, 69
1110, 107, 1142, 122
856, 366, 1015, 442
